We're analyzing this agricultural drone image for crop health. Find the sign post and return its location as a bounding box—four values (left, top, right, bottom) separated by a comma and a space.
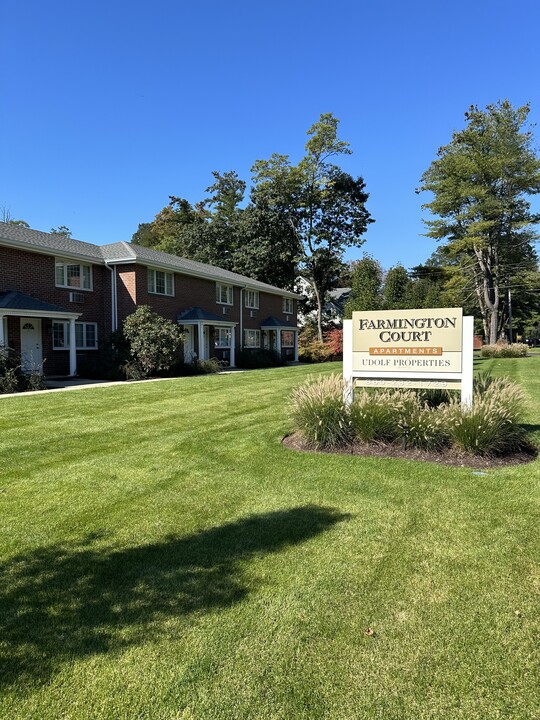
343, 308, 474, 407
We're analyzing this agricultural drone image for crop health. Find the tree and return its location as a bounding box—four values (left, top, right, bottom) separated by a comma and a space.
344, 255, 382, 316
252, 113, 373, 340
50, 226, 72, 238
1, 206, 29, 226
419, 100, 540, 343
382, 264, 411, 309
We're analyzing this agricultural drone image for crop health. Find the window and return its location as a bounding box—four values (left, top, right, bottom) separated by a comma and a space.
281, 331, 295, 348
148, 268, 174, 296
52, 322, 98, 350
215, 327, 231, 348
55, 258, 92, 290
283, 297, 293, 314
216, 283, 233, 305
245, 290, 259, 309
244, 329, 260, 348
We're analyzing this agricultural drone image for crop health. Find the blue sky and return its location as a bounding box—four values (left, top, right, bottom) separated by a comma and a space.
2, 0, 539, 270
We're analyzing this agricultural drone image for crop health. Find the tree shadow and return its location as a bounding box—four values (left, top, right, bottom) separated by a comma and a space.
0, 505, 349, 689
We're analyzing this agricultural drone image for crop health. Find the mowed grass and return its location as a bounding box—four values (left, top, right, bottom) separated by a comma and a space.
0, 359, 539, 720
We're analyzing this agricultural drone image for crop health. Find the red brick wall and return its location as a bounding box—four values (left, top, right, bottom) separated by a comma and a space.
0, 246, 112, 375
116, 265, 297, 352
1, 245, 298, 374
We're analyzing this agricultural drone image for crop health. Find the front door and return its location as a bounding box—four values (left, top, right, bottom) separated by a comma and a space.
203, 326, 210, 359
20, 318, 43, 373
183, 326, 195, 363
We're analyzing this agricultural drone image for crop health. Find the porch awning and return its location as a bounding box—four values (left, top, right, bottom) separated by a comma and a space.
0, 291, 80, 319
260, 316, 297, 330
177, 307, 237, 327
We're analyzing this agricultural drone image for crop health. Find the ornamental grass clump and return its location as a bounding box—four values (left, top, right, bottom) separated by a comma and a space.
290, 373, 352, 450
398, 400, 450, 451
443, 377, 527, 455
349, 389, 401, 444
350, 389, 449, 451
481, 343, 528, 358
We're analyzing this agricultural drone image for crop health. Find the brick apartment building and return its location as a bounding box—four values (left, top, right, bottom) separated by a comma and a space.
0, 222, 300, 377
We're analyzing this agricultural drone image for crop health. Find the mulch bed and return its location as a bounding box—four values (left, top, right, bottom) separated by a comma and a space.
282, 431, 538, 469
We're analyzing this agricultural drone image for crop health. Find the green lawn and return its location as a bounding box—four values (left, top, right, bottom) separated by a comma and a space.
1, 359, 539, 720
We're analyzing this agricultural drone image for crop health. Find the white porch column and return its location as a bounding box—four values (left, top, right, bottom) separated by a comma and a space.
198, 321, 205, 360
69, 317, 77, 376
276, 328, 281, 356
0, 314, 5, 348
294, 330, 299, 362
229, 326, 236, 368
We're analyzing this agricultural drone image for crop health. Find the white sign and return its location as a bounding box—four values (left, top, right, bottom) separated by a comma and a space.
343, 308, 474, 406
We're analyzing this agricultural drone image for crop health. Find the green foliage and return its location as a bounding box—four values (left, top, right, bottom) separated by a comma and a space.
419, 100, 540, 343
481, 343, 529, 358
0, 347, 46, 394
349, 389, 400, 443
442, 377, 527, 455
350, 389, 449, 450
122, 306, 184, 379
289, 373, 352, 449
382, 264, 412, 309
235, 348, 283, 369
344, 254, 382, 316
291, 372, 529, 456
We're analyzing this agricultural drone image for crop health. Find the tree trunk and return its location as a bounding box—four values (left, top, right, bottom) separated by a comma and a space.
312, 282, 324, 343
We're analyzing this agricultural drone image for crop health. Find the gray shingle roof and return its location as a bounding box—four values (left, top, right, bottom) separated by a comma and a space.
0, 223, 300, 298
0, 222, 103, 261
177, 307, 231, 323
260, 316, 297, 328
0, 290, 71, 313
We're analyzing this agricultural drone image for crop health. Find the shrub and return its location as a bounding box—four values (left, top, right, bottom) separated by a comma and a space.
290, 373, 352, 450
324, 329, 343, 360
236, 348, 283, 369
481, 343, 528, 358
0, 347, 46, 394
123, 306, 184, 378
442, 377, 527, 455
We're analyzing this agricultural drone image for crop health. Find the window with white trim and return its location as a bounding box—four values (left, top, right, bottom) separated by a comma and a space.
281, 330, 295, 348
283, 297, 293, 314
216, 283, 233, 305
148, 268, 174, 296
245, 290, 259, 309
214, 327, 232, 348
52, 322, 98, 350
55, 258, 92, 290
244, 329, 260, 348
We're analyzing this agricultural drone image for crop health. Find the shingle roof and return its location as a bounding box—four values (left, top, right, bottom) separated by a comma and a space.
0, 222, 103, 261
0, 290, 72, 314
177, 307, 230, 323
260, 316, 297, 328
0, 223, 300, 298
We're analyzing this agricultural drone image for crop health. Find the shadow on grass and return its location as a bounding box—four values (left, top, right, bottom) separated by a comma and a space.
0, 505, 349, 689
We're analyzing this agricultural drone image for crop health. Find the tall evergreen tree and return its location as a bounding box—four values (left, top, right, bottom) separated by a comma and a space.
419, 100, 540, 343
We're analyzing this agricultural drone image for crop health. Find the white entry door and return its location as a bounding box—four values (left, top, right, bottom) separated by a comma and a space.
20, 318, 43, 373
183, 327, 195, 363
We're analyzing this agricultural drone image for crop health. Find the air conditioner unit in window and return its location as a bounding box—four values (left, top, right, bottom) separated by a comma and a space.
69, 292, 85, 303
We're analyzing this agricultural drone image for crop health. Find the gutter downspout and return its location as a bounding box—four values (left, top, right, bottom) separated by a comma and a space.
240, 286, 246, 354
